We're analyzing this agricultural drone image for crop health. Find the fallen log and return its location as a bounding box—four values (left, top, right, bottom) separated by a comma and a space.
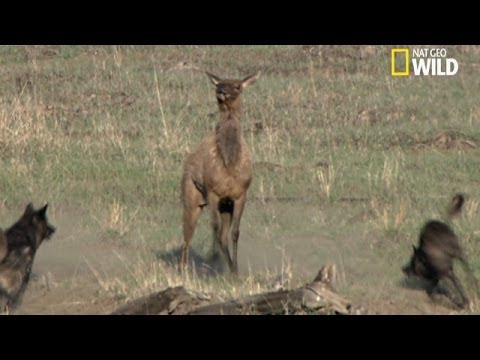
188, 264, 354, 315
111, 286, 215, 315
111, 264, 364, 315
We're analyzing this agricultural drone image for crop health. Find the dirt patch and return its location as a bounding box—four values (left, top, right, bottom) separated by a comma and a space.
15, 239, 133, 315
6, 209, 136, 315
7, 204, 477, 315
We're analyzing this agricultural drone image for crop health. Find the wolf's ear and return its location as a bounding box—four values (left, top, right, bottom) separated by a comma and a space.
38, 203, 49, 218
22, 203, 35, 220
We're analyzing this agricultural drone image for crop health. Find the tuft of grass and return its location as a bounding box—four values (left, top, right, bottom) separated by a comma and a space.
87, 250, 295, 305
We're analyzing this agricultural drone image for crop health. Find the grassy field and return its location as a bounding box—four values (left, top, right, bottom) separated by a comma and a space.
1, 45, 480, 314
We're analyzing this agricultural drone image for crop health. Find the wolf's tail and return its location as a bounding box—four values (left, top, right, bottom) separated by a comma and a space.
446, 194, 479, 294
446, 193, 466, 221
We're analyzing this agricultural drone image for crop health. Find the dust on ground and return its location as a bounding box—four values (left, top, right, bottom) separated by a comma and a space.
13, 207, 471, 315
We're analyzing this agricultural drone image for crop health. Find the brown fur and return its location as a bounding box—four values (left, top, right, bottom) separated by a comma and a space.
0, 203, 56, 314
180, 71, 260, 274
402, 193, 474, 309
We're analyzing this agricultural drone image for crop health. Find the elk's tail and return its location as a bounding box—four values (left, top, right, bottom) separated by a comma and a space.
218, 197, 234, 246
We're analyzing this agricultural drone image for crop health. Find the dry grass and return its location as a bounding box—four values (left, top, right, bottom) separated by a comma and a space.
1, 45, 480, 314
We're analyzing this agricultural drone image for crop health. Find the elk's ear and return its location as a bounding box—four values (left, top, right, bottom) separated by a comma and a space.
241, 71, 261, 89
206, 72, 222, 86
412, 244, 418, 253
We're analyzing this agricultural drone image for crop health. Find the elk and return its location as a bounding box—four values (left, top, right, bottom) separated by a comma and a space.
402, 193, 476, 308
179, 71, 260, 275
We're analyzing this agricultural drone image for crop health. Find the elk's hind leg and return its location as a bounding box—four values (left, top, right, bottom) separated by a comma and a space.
180, 176, 205, 273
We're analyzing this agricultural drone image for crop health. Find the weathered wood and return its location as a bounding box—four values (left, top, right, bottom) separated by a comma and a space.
188, 275, 353, 315
188, 289, 302, 315
111, 286, 214, 315
110, 264, 363, 315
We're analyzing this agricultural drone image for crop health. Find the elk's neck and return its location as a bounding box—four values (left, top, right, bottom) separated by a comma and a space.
216, 106, 243, 168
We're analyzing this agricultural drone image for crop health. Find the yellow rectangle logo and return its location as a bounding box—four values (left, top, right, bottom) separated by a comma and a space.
391, 49, 409, 76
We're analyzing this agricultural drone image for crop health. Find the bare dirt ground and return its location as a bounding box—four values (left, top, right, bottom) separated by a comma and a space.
15, 210, 465, 315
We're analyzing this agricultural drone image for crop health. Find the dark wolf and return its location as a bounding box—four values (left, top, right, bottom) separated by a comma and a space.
402, 193, 475, 309
0, 203, 56, 314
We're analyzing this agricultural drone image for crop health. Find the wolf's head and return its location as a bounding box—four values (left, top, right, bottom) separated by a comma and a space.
21, 203, 56, 249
